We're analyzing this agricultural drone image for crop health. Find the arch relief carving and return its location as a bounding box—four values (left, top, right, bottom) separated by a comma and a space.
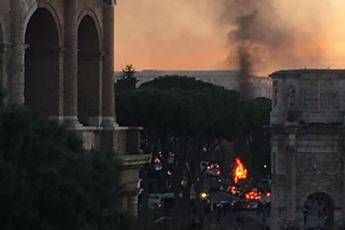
297, 154, 343, 176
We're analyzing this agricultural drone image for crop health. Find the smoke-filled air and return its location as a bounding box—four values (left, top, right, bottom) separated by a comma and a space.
116, 0, 344, 76
217, 0, 329, 77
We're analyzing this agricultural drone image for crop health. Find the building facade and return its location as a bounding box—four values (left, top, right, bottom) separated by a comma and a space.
115, 70, 273, 99
0, 0, 148, 216
270, 69, 345, 229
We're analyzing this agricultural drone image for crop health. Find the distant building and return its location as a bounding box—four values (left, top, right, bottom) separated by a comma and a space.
115, 70, 272, 99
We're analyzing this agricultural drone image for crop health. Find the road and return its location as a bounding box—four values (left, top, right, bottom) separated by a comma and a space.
201, 191, 270, 230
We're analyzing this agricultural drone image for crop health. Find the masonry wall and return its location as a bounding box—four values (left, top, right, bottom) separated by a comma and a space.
271, 127, 345, 229
0, 0, 149, 217
270, 69, 345, 229
0, 0, 116, 128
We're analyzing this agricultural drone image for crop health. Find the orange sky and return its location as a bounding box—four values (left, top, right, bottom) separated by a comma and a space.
115, 0, 345, 76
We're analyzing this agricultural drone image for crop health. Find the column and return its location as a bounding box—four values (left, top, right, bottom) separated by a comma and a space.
342, 129, 345, 226
0, 44, 3, 90
63, 0, 82, 127
46, 48, 64, 121
121, 193, 129, 211
101, 2, 117, 128
7, 0, 25, 104
56, 48, 65, 121
8, 44, 26, 104
286, 127, 298, 227
270, 132, 280, 230
127, 193, 139, 217
0, 43, 10, 94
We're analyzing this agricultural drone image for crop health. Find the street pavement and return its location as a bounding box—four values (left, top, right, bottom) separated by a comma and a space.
202, 211, 269, 230
201, 192, 270, 230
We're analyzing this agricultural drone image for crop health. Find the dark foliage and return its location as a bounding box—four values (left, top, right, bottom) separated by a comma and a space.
0, 104, 124, 230
140, 75, 225, 92
116, 75, 272, 229
117, 76, 271, 175
115, 65, 138, 92
118, 76, 242, 140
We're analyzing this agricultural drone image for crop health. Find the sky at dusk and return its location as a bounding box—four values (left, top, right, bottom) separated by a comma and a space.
115, 0, 345, 76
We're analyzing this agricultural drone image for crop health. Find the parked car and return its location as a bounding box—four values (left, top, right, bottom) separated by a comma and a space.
148, 194, 163, 210
214, 200, 232, 211
232, 199, 258, 211
148, 193, 175, 210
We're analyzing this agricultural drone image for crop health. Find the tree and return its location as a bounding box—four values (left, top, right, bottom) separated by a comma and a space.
116, 76, 272, 229
237, 97, 272, 176
141, 75, 217, 91
117, 76, 245, 228
115, 64, 138, 92
122, 64, 136, 79
0, 102, 135, 230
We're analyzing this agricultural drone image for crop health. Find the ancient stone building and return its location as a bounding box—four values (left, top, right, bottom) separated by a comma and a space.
0, 0, 148, 216
270, 69, 345, 229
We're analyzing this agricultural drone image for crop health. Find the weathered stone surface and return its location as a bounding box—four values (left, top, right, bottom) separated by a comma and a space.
0, 0, 148, 216
270, 69, 345, 229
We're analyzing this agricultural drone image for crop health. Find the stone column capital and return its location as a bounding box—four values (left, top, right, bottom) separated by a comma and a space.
11, 43, 29, 52
0, 42, 14, 52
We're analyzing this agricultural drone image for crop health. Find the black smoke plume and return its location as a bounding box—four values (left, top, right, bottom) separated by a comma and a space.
220, 0, 289, 99
217, 0, 326, 99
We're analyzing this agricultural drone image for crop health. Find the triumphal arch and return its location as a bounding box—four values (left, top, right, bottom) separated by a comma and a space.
0, 0, 148, 215
270, 69, 345, 229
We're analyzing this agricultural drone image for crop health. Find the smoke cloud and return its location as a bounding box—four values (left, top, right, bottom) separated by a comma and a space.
217, 0, 329, 73
214, 0, 330, 98
116, 0, 340, 75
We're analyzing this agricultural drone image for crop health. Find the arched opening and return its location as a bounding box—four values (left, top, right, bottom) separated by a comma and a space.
25, 8, 59, 118
303, 192, 334, 229
78, 16, 101, 126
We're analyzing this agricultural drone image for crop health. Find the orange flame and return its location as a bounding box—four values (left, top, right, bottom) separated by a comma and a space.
233, 157, 248, 184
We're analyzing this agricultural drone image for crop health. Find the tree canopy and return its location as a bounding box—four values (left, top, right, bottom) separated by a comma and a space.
116, 76, 271, 174
116, 75, 271, 229
115, 64, 138, 92
0, 103, 127, 230
118, 76, 243, 141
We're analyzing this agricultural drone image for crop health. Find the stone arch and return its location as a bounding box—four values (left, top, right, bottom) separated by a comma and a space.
303, 192, 334, 229
77, 15, 102, 126
25, 8, 60, 118
77, 9, 103, 44
24, 2, 63, 47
